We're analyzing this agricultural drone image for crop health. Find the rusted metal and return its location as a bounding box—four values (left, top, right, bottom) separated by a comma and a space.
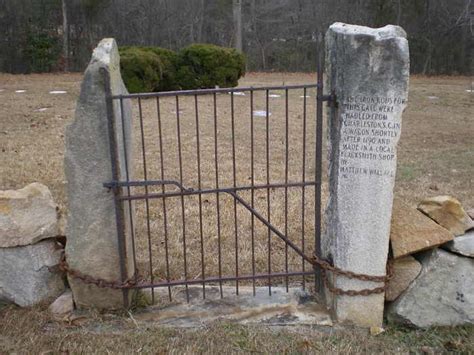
112, 84, 319, 99
265, 89, 271, 296
175, 95, 190, 302
137, 97, 155, 303
194, 94, 206, 299
102, 69, 129, 307
156, 97, 172, 301
315, 256, 394, 296
105, 82, 331, 305
58, 252, 140, 290
315, 45, 324, 294
59, 251, 393, 295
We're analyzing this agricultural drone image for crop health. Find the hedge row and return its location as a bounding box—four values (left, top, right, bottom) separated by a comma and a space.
118, 44, 245, 93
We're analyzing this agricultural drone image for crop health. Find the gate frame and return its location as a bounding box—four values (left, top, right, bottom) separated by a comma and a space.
104, 53, 334, 307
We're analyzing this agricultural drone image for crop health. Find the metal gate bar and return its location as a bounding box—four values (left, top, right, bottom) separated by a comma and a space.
107, 81, 325, 304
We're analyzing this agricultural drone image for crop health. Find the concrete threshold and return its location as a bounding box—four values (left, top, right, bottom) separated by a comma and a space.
133, 286, 333, 328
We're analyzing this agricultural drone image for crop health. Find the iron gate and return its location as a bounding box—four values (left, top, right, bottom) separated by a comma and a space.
105, 67, 329, 306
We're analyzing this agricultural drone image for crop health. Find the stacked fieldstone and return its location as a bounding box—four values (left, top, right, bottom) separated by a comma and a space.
0, 183, 66, 306
386, 195, 474, 327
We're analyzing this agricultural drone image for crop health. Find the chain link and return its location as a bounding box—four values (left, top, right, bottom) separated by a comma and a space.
58, 252, 139, 289
311, 254, 394, 296
57, 251, 393, 296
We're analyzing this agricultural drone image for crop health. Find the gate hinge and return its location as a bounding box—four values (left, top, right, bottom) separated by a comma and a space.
318, 91, 338, 108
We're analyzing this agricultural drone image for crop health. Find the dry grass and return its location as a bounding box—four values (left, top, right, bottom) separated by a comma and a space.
126, 79, 321, 287
0, 72, 473, 353
1, 304, 473, 354
0, 73, 473, 290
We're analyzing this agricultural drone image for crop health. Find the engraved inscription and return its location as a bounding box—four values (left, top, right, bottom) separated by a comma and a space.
339, 95, 405, 179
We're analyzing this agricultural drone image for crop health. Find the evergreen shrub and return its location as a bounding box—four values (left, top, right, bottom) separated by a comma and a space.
118, 47, 162, 93
119, 44, 245, 92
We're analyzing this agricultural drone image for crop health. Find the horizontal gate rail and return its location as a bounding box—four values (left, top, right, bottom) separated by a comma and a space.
112, 83, 320, 99
105, 180, 319, 201
123, 271, 316, 289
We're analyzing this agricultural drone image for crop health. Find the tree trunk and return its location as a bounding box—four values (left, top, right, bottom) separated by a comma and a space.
62, 0, 69, 71
197, 0, 205, 43
233, 0, 242, 52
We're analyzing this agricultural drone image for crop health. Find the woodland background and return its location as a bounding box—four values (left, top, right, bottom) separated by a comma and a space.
0, 0, 472, 74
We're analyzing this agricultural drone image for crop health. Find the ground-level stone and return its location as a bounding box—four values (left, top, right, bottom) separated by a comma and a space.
64, 38, 134, 309
0, 240, 65, 307
385, 255, 422, 301
418, 196, 474, 236
135, 286, 332, 327
390, 199, 454, 258
466, 208, 474, 220
323, 23, 409, 327
387, 248, 474, 328
442, 230, 474, 258
0, 183, 59, 248
49, 290, 74, 316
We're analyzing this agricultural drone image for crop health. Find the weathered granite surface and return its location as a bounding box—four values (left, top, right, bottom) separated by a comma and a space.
385, 255, 421, 301
323, 23, 409, 327
49, 290, 74, 317
390, 199, 454, 258
466, 208, 474, 220
0, 240, 65, 307
0, 183, 58, 248
418, 196, 474, 236
442, 230, 474, 258
388, 248, 473, 327
64, 38, 133, 309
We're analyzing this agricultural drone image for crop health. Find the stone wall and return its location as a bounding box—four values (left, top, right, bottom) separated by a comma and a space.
0, 183, 65, 307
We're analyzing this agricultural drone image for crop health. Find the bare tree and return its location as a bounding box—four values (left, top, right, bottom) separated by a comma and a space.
233, 0, 243, 51
62, 0, 69, 71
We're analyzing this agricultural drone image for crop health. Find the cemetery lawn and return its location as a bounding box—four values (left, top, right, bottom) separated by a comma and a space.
1, 72, 472, 211
0, 73, 473, 353
1, 304, 473, 353
1, 73, 472, 280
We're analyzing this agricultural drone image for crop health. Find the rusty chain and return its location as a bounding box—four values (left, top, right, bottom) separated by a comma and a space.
57, 251, 393, 296
57, 252, 139, 289
311, 254, 394, 296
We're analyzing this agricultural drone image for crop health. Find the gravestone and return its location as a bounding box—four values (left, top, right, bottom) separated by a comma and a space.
64, 38, 133, 309
323, 23, 409, 327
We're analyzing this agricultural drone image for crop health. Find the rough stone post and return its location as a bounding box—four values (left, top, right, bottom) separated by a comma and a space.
64, 38, 133, 309
323, 23, 409, 327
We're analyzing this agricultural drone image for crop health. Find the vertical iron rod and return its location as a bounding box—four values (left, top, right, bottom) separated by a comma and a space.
138, 98, 154, 303
119, 98, 137, 278
213, 92, 223, 298
156, 97, 172, 301
194, 95, 206, 299
250, 90, 256, 296
284, 88, 289, 292
265, 89, 271, 296
103, 71, 129, 307
175, 96, 189, 302
315, 47, 324, 294
230, 92, 239, 295
301, 88, 307, 290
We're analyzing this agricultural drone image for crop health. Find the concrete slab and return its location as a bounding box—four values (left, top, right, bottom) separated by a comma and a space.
134, 286, 332, 328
